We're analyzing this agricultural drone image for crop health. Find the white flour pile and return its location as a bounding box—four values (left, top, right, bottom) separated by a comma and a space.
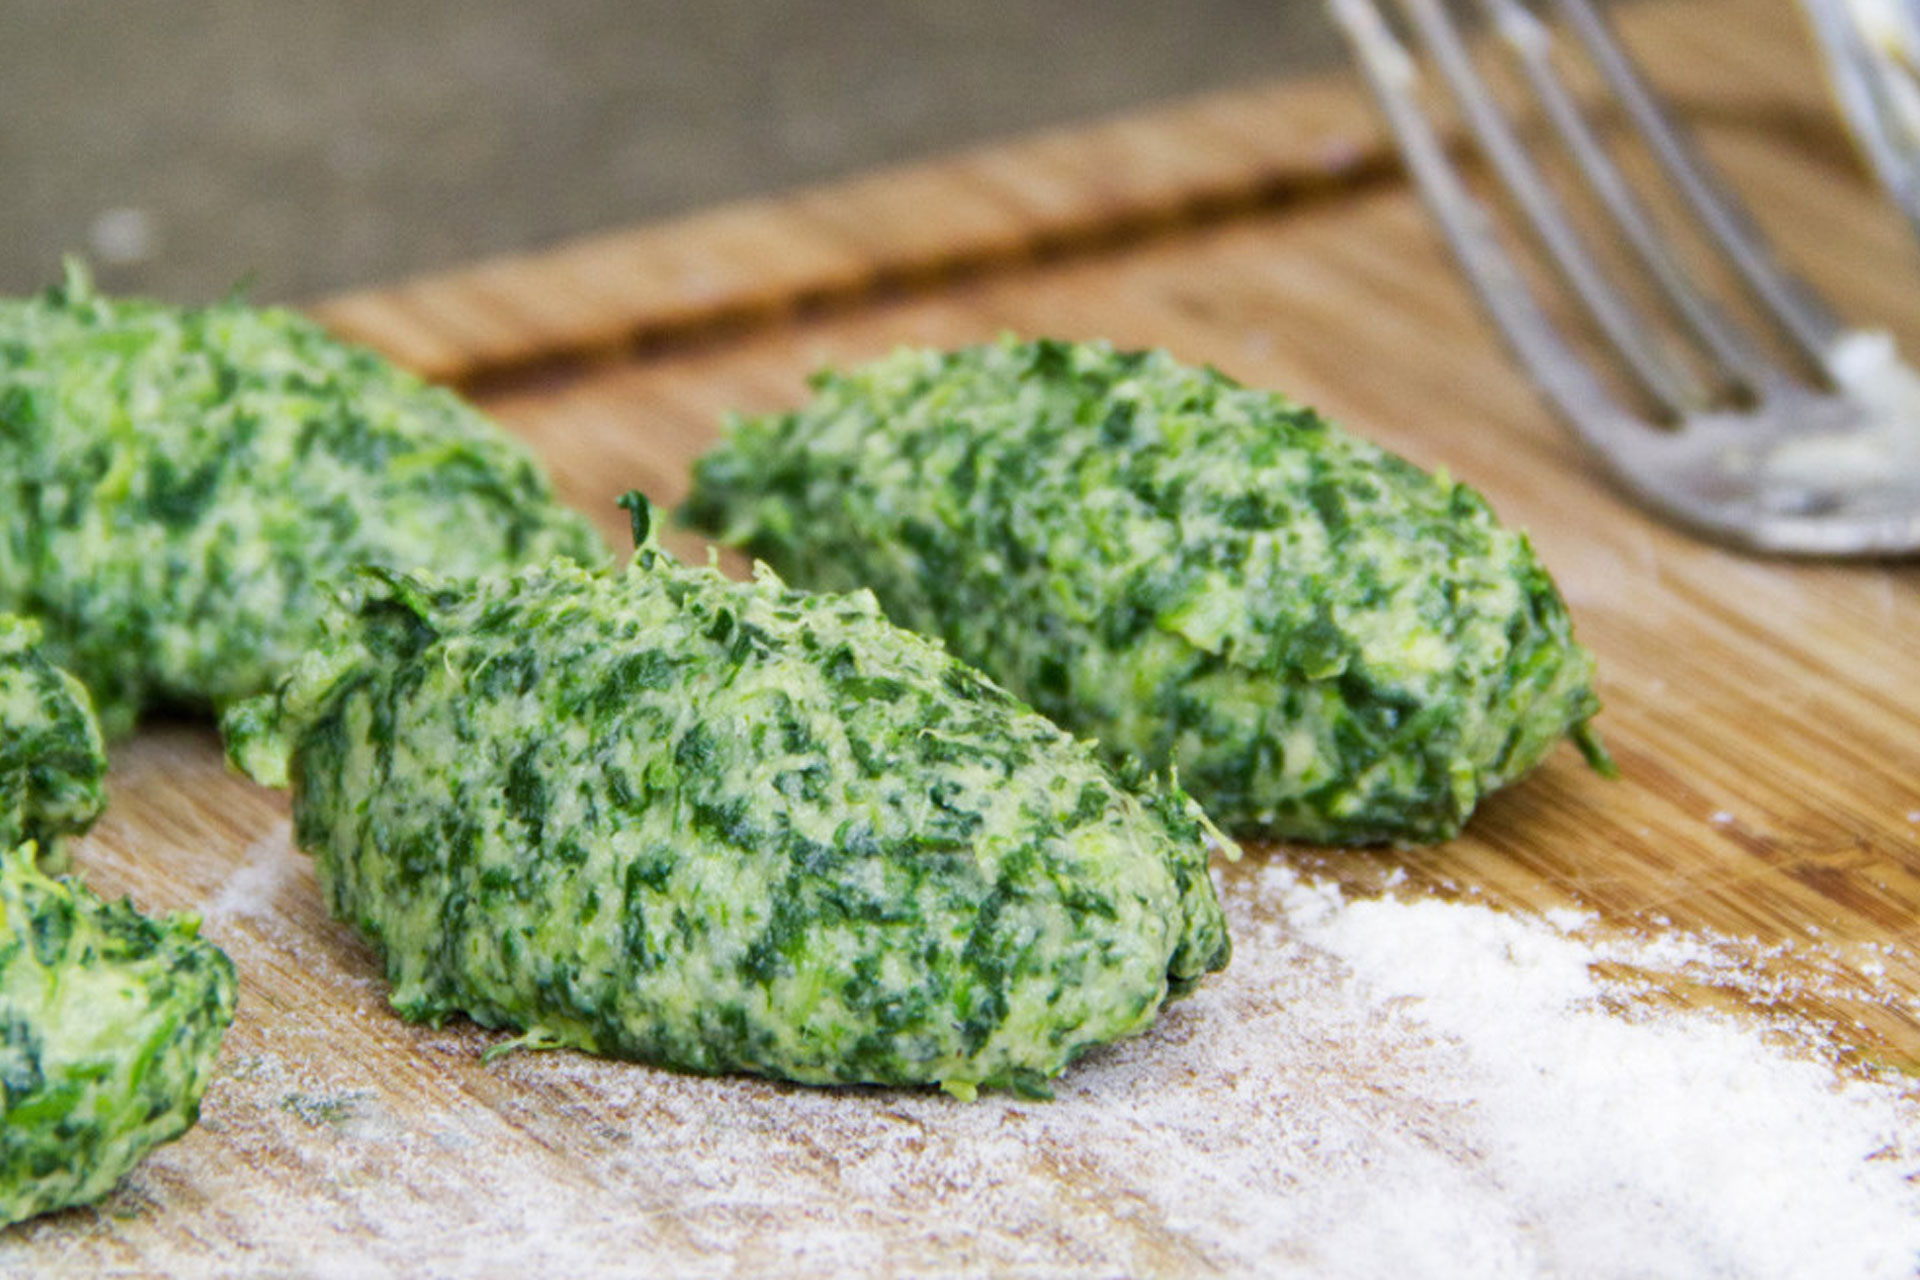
1272, 870, 1920, 1277
10, 858, 1919, 1279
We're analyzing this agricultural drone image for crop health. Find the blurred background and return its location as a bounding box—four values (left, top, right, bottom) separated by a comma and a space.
2, 1, 1348, 305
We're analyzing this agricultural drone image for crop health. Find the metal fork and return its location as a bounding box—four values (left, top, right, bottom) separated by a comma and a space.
1802, 0, 1920, 244
1329, 0, 1920, 556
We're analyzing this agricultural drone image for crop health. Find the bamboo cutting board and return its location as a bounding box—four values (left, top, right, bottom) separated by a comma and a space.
8, 0, 1920, 1273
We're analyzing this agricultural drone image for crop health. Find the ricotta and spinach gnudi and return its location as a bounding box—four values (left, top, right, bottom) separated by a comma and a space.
225, 497, 1233, 1098
685, 337, 1609, 846
0, 262, 606, 737
0, 844, 237, 1226
0, 614, 106, 865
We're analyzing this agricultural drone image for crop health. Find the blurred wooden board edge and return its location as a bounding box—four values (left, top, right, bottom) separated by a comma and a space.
306, 0, 1857, 396
289, 0, 1919, 1089
308, 76, 1397, 391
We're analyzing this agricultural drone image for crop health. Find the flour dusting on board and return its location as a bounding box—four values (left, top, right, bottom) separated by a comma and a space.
200, 820, 298, 925
7, 865, 1918, 1280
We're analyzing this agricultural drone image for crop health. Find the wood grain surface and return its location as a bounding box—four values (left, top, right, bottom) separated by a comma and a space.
7, 0, 1919, 1273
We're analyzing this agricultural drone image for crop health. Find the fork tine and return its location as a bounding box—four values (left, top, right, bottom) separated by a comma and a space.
1802, 0, 1920, 244
1474, 0, 1772, 398
1335, 0, 1920, 556
1393, 0, 1710, 416
1551, 0, 1843, 372
1326, 0, 1649, 464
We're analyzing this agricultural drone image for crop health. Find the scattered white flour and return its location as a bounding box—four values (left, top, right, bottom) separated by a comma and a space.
1274, 869, 1920, 1279
199, 820, 299, 926
6, 863, 1917, 1279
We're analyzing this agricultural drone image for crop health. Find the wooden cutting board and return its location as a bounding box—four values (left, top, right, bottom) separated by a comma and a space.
7, 0, 1919, 1272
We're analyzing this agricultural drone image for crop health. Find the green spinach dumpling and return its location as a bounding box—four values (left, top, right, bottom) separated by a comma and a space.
225, 498, 1232, 1098
685, 338, 1608, 845
0, 262, 606, 736
0, 614, 106, 863
0, 844, 237, 1226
